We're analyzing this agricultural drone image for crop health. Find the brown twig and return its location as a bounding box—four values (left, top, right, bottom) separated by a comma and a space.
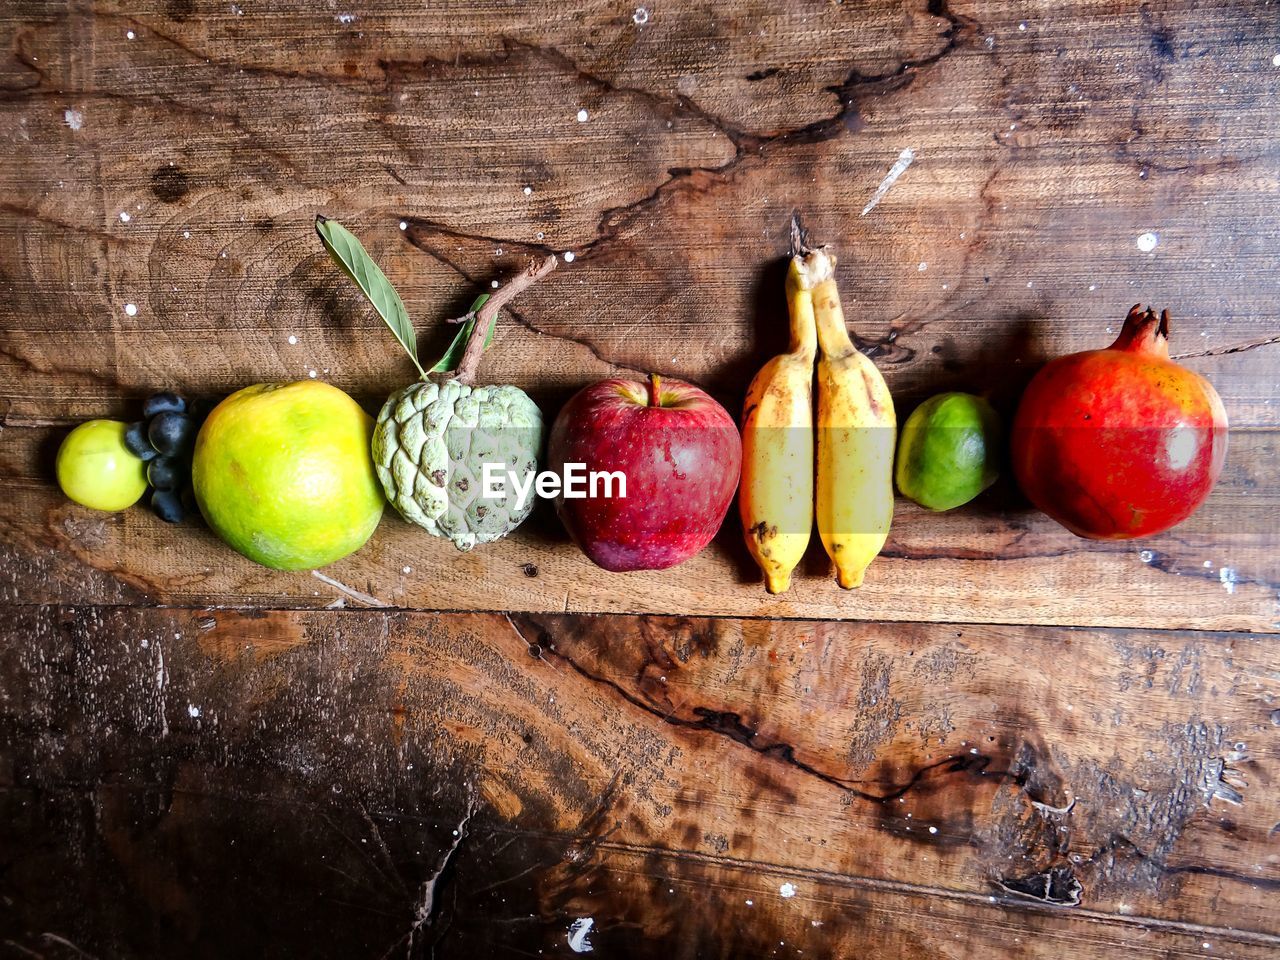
788, 212, 811, 258
451, 254, 558, 385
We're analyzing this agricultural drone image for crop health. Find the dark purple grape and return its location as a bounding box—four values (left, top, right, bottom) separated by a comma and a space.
123, 421, 157, 461
186, 396, 217, 422
143, 392, 187, 418
151, 489, 185, 523
147, 457, 182, 491
148, 412, 195, 457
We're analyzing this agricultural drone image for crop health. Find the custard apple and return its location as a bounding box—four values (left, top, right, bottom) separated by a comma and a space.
372, 379, 543, 550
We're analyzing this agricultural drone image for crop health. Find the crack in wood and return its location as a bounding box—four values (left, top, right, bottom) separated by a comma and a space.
397, 10, 973, 374
0, 201, 143, 247
400, 798, 476, 958
576, 837, 1280, 948
37, 933, 101, 960
1084, 832, 1280, 894
530, 624, 1006, 806
395, 226, 647, 382
994, 865, 1084, 906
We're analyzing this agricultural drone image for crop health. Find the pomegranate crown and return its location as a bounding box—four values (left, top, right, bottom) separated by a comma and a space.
1112, 304, 1171, 357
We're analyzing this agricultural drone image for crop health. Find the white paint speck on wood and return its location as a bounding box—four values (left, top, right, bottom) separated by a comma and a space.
567, 918, 594, 953
64, 109, 84, 130
312, 570, 388, 607
861, 148, 915, 216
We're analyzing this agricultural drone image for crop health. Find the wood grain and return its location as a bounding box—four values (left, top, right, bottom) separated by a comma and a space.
3, 0, 1280, 954
2, 0, 1278, 628
1, 420, 1277, 630
2, 606, 1277, 956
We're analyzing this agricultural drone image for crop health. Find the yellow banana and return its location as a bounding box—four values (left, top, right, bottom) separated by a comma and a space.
807, 247, 896, 588
740, 255, 816, 594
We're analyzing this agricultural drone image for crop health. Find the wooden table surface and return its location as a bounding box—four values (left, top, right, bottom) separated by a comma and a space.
3, 0, 1279, 956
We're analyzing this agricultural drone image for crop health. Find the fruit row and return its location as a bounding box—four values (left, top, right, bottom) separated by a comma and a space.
54, 219, 1229, 591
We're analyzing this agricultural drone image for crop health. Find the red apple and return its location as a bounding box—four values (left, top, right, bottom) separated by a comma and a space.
547, 374, 742, 571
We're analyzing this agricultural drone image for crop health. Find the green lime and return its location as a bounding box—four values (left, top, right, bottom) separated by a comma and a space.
192, 381, 384, 570
56, 419, 149, 511
895, 392, 1002, 511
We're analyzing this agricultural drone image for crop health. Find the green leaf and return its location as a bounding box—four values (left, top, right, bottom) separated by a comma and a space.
315, 216, 424, 377
428, 294, 492, 374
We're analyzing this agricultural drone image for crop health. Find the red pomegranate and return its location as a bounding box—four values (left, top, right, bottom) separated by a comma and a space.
1012, 305, 1228, 539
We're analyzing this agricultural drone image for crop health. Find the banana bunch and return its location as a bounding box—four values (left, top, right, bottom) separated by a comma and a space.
740, 236, 895, 593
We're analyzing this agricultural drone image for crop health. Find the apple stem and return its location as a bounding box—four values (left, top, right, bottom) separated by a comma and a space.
452, 254, 558, 385
648, 372, 662, 407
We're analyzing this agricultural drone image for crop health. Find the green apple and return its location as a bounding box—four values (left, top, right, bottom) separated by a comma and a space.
192, 381, 384, 570
56, 419, 149, 511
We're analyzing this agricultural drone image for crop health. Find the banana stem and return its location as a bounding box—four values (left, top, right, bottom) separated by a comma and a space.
453, 254, 558, 385
804, 249, 856, 360
784, 258, 818, 360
